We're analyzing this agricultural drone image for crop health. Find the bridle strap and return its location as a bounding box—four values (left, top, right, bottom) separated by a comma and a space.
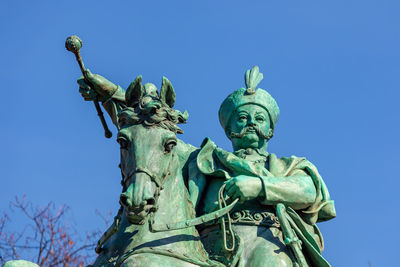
125, 167, 163, 188
123, 151, 174, 189
96, 152, 175, 253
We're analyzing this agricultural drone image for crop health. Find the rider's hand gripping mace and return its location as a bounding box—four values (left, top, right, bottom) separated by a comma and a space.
65, 35, 112, 139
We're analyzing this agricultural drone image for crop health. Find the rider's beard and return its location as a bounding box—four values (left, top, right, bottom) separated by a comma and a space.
230, 126, 269, 140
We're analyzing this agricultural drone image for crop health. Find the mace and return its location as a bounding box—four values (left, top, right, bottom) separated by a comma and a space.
65, 35, 112, 139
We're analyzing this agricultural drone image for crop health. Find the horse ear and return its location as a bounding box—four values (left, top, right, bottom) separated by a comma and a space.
126, 75, 143, 107
160, 76, 176, 108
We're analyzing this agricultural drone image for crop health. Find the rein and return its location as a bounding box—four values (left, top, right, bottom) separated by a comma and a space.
150, 198, 238, 232
150, 183, 239, 237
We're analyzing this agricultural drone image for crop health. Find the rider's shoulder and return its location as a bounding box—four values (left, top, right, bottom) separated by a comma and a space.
270, 153, 307, 161
268, 153, 316, 169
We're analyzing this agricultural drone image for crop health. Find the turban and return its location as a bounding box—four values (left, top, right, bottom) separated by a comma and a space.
218, 66, 280, 133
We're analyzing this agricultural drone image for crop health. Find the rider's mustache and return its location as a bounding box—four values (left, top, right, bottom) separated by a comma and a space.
230, 125, 269, 140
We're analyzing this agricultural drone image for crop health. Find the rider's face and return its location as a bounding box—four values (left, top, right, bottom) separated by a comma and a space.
229, 104, 270, 151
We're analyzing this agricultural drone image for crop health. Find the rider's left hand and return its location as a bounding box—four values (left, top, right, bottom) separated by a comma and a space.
224, 175, 263, 203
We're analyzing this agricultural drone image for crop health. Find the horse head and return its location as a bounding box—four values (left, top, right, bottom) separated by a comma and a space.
117, 76, 188, 224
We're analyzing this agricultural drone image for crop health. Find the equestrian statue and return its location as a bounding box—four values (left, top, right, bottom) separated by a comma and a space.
4, 35, 336, 267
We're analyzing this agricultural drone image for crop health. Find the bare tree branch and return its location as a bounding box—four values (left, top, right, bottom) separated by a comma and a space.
0, 196, 106, 266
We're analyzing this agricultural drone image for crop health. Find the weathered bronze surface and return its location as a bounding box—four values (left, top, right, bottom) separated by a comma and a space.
82, 62, 336, 266
6, 37, 336, 267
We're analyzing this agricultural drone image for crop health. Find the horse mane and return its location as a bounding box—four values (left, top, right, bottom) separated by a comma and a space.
118, 100, 188, 134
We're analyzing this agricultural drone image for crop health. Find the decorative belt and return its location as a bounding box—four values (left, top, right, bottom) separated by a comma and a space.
230, 210, 280, 228
199, 209, 281, 229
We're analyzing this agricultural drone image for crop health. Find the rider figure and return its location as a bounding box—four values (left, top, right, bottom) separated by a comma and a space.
187, 66, 336, 266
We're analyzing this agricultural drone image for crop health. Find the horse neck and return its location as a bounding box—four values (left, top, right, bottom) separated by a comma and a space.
175, 139, 198, 168
126, 142, 201, 247
148, 141, 198, 236
153, 162, 194, 226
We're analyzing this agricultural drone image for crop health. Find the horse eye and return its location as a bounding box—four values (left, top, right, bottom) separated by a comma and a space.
164, 140, 177, 153
117, 137, 129, 149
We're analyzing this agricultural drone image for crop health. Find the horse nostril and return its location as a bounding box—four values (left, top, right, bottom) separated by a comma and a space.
120, 194, 130, 207
141, 197, 156, 207
146, 198, 155, 206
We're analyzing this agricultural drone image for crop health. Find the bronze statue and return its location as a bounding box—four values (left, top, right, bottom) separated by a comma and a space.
73, 36, 336, 266
4, 36, 336, 267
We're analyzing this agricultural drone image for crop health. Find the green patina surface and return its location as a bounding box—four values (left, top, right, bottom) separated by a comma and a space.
6, 39, 336, 267
80, 64, 335, 267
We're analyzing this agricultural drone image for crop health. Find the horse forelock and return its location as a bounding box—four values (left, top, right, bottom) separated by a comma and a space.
118, 104, 188, 134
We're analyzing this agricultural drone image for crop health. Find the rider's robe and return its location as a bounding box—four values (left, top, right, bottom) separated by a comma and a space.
188, 138, 336, 267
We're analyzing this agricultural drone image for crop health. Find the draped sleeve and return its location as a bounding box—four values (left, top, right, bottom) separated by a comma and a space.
267, 154, 336, 224
192, 138, 336, 264
101, 85, 127, 128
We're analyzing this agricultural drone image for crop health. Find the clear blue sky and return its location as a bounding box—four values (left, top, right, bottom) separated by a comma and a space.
1, 1, 399, 266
